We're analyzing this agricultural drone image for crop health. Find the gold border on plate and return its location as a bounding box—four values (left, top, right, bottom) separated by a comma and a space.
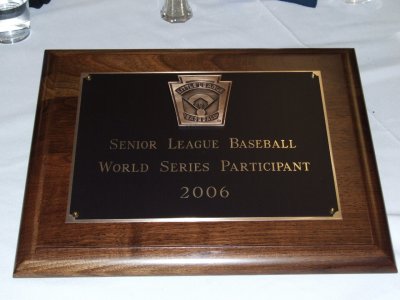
66, 71, 341, 223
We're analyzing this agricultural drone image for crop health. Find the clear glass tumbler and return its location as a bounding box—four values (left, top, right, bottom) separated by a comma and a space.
0, 0, 30, 44
161, 0, 192, 23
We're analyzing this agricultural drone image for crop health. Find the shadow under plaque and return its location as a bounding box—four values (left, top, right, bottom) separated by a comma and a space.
14, 49, 397, 276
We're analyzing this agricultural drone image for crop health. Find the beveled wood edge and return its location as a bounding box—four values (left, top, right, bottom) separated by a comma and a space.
343, 50, 397, 269
14, 245, 397, 277
13, 49, 397, 277
40, 48, 356, 54
14, 51, 54, 277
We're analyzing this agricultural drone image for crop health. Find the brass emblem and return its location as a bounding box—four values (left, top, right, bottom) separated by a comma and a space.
169, 75, 232, 126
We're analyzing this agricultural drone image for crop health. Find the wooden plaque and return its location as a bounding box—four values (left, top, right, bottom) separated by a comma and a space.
14, 49, 397, 276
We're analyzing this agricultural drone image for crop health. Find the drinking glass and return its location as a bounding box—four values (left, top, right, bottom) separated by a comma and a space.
0, 0, 30, 44
161, 0, 192, 23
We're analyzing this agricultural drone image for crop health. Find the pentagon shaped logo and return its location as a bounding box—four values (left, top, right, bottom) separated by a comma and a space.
169, 75, 232, 127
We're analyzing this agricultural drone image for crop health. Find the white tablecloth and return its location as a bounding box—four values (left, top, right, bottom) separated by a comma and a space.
1, 0, 399, 299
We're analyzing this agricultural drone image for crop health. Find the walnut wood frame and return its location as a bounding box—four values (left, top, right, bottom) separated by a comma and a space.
14, 49, 397, 276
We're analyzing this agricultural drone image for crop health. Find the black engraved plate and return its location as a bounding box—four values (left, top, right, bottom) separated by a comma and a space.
67, 72, 339, 221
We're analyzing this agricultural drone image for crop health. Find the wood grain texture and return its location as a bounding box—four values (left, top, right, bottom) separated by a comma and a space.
14, 49, 397, 276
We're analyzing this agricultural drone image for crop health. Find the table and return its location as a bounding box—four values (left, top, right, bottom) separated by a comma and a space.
1, 1, 399, 299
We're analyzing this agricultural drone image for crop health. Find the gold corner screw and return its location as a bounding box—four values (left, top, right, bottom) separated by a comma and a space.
329, 208, 336, 216
86, 75, 92, 81
72, 211, 80, 219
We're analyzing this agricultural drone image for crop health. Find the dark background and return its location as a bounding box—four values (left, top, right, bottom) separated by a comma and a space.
69, 72, 338, 219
